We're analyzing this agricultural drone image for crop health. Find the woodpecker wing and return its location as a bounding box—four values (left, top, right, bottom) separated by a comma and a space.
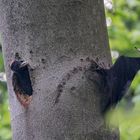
12, 72, 32, 107
103, 56, 140, 112
17, 67, 33, 96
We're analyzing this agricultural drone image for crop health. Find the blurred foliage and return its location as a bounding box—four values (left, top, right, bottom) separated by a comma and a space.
105, 0, 140, 140
0, 38, 11, 139
0, 0, 140, 140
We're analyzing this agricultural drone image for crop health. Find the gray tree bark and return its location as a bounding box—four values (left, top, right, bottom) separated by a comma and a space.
0, 0, 119, 140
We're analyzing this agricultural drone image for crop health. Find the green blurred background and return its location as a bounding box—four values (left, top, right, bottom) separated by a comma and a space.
105, 0, 140, 140
0, 0, 140, 139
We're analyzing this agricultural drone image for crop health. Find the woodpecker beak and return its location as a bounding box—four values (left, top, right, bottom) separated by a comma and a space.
20, 61, 28, 68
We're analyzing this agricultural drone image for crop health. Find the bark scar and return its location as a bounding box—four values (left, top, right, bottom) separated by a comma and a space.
55, 57, 104, 103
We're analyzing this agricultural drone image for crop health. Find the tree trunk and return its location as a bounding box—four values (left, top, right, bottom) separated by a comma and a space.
0, 0, 119, 139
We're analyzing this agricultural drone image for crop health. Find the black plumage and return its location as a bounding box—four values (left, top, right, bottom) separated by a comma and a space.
94, 56, 140, 112
10, 60, 33, 107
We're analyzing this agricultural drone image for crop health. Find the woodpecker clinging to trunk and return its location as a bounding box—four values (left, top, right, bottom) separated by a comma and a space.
91, 56, 140, 113
10, 60, 33, 107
